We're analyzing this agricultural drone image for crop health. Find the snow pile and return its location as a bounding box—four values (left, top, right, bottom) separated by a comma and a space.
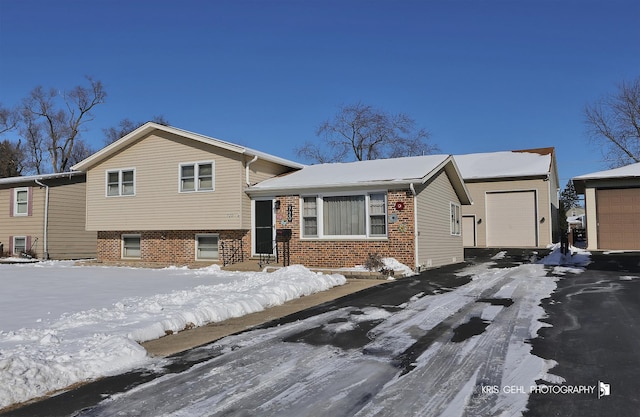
0, 262, 346, 409
539, 243, 591, 267
351, 257, 416, 277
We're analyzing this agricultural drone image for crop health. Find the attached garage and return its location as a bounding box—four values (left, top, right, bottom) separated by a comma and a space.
573, 162, 640, 251
595, 188, 640, 250
485, 190, 538, 247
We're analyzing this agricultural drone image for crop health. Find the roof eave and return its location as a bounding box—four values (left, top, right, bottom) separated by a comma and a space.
71, 122, 303, 171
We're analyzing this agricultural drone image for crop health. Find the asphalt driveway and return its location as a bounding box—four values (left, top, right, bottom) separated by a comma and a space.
525, 251, 640, 417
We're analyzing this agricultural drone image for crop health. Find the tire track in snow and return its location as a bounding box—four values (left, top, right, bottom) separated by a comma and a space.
355, 264, 553, 417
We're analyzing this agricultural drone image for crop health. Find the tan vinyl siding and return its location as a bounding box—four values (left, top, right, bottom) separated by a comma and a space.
85, 131, 247, 231
48, 181, 97, 259
461, 178, 552, 247
416, 170, 464, 268
0, 186, 44, 257
243, 158, 297, 229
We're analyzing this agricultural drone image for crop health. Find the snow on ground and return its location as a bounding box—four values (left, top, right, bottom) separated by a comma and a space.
0, 262, 346, 409
350, 257, 416, 278
76, 246, 591, 417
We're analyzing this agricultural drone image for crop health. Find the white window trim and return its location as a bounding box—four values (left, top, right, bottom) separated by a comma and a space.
106, 168, 136, 197
450, 202, 461, 236
179, 161, 215, 193
13, 236, 27, 255
121, 234, 141, 259
300, 192, 388, 240
195, 233, 219, 261
13, 187, 29, 216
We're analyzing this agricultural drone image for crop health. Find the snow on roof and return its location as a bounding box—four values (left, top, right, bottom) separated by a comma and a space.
573, 161, 640, 180
454, 148, 553, 180
249, 154, 452, 190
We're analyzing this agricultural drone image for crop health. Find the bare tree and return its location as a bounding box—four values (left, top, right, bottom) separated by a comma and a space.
0, 103, 18, 135
103, 115, 170, 145
21, 77, 106, 173
297, 103, 439, 163
585, 77, 640, 168
0, 140, 25, 178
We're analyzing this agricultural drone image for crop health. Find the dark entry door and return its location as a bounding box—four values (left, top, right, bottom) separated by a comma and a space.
255, 200, 274, 254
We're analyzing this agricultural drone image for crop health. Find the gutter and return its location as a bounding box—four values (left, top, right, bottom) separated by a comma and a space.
409, 183, 419, 271
246, 155, 259, 186
34, 179, 50, 260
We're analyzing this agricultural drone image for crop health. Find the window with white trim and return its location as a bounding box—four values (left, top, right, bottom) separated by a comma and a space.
369, 193, 387, 236
301, 193, 387, 238
302, 197, 318, 237
107, 169, 135, 196
14, 188, 29, 216
180, 162, 214, 192
196, 234, 219, 260
450, 202, 461, 236
13, 236, 27, 255
122, 234, 141, 258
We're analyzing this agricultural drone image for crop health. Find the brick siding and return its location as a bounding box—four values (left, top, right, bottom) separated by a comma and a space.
97, 230, 251, 266
274, 190, 415, 269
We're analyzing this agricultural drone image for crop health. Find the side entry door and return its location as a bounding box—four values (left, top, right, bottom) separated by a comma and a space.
254, 200, 274, 255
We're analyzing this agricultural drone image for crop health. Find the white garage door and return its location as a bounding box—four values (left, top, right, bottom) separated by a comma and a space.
486, 191, 537, 247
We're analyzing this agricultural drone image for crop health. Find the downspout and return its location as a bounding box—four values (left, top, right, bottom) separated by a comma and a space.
409, 183, 419, 271
34, 179, 50, 260
246, 155, 259, 186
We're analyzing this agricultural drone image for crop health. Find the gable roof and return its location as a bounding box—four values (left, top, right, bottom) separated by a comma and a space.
247, 154, 472, 204
454, 147, 556, 181
572, 162, 640, 193
71, 122, 305, 171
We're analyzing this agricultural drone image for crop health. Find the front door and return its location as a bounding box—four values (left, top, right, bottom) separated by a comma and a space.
254, 200, 274, 254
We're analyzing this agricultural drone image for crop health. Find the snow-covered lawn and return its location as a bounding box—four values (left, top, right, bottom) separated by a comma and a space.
0, 262, 346, 409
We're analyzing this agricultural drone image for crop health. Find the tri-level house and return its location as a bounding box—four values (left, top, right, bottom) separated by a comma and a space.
70, 122, 303, 266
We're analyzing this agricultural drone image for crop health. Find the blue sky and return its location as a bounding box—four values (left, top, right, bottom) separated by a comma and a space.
1, 0, 638, 185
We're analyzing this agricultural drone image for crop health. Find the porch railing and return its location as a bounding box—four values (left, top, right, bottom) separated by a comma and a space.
220, 239, 244, 267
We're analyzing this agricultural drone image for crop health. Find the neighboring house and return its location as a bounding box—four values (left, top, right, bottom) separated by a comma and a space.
0, 172, 96, 259
246, 155, 472, 270
70, 122, 304, 265
573, 162, 640, 251
454, 148, 560, 248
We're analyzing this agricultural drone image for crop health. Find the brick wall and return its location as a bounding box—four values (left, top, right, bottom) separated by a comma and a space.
274, 190, 415, 269
97, 230, 251, 265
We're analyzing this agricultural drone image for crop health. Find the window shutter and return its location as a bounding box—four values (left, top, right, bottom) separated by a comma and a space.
9, 236, 13, 254
9, 188, 14, 217
27, 187, 33, 216
26, 236, 32, 253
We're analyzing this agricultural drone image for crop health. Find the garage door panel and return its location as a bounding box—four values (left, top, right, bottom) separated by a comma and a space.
486, 191, 537, 247
596, 188, 640, 250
